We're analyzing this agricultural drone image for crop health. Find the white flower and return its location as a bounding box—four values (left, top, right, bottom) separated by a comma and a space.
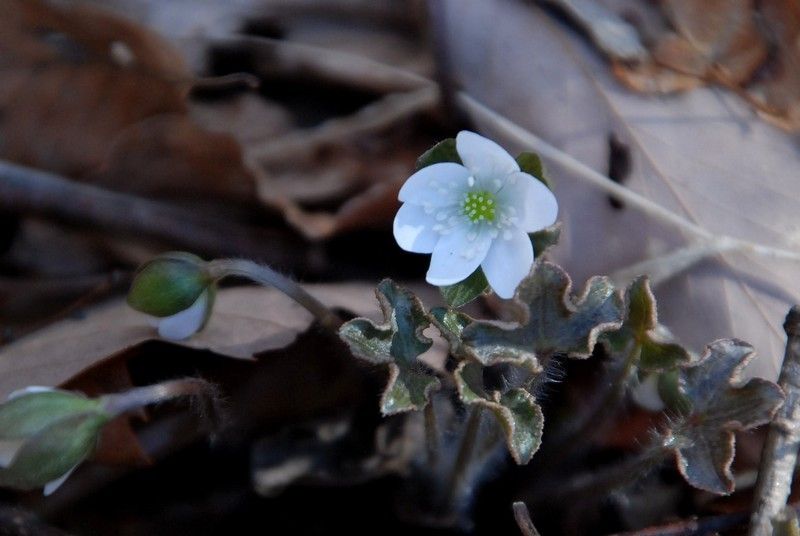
393, 131, 558, 299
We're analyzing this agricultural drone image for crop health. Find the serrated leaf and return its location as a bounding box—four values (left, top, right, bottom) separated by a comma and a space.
338, 279, 440, 415
530, 223, 561, 258
665, 339, 784, 494
434, 262, 623, 366
604, 277, 690, 372
439, 268, 490, 308
516, 152, 552, 190
454, 361, 543, 464
416, 138, 461, 170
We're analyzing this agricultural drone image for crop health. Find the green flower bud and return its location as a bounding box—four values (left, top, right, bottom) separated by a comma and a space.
0, 388, 112, 494
127, 252, 211, 317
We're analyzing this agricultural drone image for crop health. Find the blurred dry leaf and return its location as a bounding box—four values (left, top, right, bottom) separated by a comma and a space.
0, 0, 257, 202
572, 0, 800, 129
0, 284, 380, 399
437, 0, 800, 378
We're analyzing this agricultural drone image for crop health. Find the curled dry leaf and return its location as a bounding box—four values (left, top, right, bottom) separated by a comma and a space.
0, 283, 383, 400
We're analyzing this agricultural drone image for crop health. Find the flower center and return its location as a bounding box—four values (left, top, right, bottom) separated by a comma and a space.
462, 190, 497, 223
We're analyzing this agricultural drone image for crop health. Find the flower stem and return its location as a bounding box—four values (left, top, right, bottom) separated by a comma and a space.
99, 378, 219, 422
424, 400, 439, 466
545, 341, 640, 467
537, 443, 670, 504
749, 306, 800, 536
445, 405, 483, 506
206, 258, 342, 331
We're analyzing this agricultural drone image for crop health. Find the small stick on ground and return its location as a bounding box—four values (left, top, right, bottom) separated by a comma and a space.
749, 306, 800, 536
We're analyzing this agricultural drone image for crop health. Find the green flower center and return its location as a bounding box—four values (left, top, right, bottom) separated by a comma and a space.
462, 190, 497, 223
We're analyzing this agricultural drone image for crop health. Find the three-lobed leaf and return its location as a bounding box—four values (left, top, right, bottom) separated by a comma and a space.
338, 279, 440, 415
664, 339, 783, 494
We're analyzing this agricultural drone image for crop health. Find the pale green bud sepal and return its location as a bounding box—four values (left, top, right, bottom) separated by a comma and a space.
127, 252, 211, 318
0, 388, 112, 495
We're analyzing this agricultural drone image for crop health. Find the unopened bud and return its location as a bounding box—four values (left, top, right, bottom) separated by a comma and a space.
0, 388, 111, 495
127, 252, 211, 317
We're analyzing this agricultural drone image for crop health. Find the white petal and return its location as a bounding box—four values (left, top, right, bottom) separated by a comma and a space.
0, 439, 25, 468
43, 464, 79, 496
393, 203, 440, 253
7, 386, 57, 401
481, 229, 534, 299
501, 172, 558, 232
631, 374, 665, 412
157, 290, 209, 341
426, 225, 492, 286
398, 163, 470, 206
456, 131, 519, 181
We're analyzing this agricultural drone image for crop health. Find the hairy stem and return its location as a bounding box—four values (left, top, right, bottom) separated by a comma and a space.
749, 307, 800, 536
445, 405, 484, 506
424, 400, 439, 465
100, 378, 219, 420
546, 341, 640, 467
513, 501, 542, 536
206, 258, 342, 331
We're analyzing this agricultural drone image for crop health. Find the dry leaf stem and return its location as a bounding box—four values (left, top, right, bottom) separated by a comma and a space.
749, 306, 800, 536
252, 85, 439, 163
0, 159, 302, 264
512, 501, 542, 536
207, 258, 342, 331
456, 92, 800, 266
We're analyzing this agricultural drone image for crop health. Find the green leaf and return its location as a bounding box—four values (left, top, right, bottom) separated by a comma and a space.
439, 268, 490, 308
416, 138, 461, 170
454, 361, 544, 464
603, 277, 690, 372
516, 152, 552, 189
338, 279, 440, 415
530, 223, 561, 257
664, 339, 783, 494
434, 262, 623, 366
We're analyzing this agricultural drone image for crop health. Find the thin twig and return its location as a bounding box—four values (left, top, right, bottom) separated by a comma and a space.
513, 501, 542, 536
206, 258, 343, 331
0, 160, 304, 265
456, 92, 800, 265
251, 85, 439, 163
611, 239, 742, 287
749, 307, 800, 536
211, 35, 431, 94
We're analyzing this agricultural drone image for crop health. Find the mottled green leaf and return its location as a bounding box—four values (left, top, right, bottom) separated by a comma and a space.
434, 262, 623, 366
454, 361, 543, 464
339, 279, 440, 415
604, 277, 690, 372
439, 268, 490, 308
530, 223, 561, 258
516, 152, 552, 190
416, 138, 461, 170
664, 339, 783, 494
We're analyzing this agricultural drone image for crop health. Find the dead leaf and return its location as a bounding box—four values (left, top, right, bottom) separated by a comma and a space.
0, 0, 257, 203
0, 281, 449, 400
437, 0, 800, 379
